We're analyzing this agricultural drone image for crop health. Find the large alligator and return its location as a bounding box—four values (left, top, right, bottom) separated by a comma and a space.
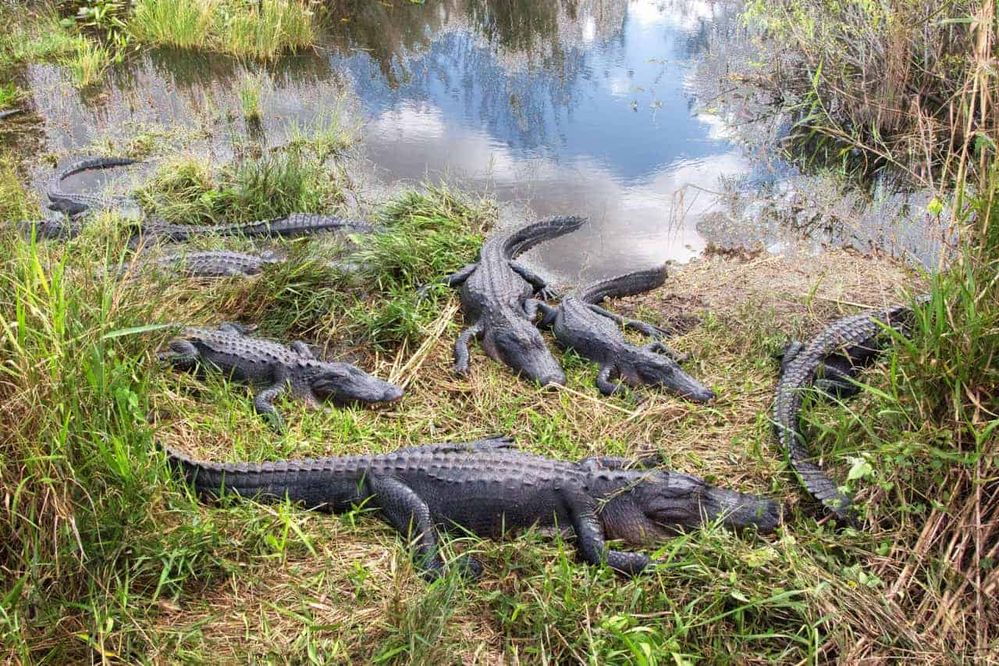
159, 323, 403, 430
538, 267, 715, 401
773, 300, 923, 523
165, 437, 780, 580
444, 216, 586, 385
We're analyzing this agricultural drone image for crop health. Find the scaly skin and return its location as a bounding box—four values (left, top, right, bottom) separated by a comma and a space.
446, 216, 587, 385
135, 213, 374, 245
539, 267, 714, 401
46, 156, 139, 216
117, 250, 284, 280
165, 438, 780, 580
774, 301, 921, 523
159, 323, 403, 430
11, 215, 84, 240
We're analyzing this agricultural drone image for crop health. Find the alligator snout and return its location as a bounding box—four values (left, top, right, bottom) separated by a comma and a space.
703, 486, 781, 533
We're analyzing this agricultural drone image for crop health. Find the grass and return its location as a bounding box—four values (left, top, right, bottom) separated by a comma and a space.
0, 152, 38, 220
135, 150, 347, 225
0, 7, 118, 88
0, 1, 995, 662
238, 72, 263, 122
128, 0, 315, 60
0, 203, 948, 661
743, 0, 998, 186
0, 83, 20, 109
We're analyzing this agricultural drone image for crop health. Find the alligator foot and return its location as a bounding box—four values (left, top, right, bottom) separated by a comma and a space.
645, 341, 689, 364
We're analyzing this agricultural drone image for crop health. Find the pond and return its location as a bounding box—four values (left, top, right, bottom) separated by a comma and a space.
22, 0, 756, 282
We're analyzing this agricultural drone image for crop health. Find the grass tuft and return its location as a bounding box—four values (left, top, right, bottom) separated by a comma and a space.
128, 0, 315, 60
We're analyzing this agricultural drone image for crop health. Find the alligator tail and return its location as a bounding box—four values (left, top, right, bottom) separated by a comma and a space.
161, 443, 345, 510
574, 266, 668, 304
503, 215, 587, 258
47, 156, 139, 215
776, 421, 857, 524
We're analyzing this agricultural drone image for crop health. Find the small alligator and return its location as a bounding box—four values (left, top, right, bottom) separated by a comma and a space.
116, 250, 284, 280
165, 437, 780, 580
160, 323, 403, 430
47, 156, 140, 216
444, 216, 586, 385
773, 300, 923, 523
131, 213, 374, 246
538, 267, 715, 401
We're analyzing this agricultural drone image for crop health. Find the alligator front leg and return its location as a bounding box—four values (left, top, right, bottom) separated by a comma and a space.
218, 322, 255, 336
644, 341, 690, 364
524, 298, 556, 323
417, 262, 478, 298
572, 509, 651, 577
453, 321, 484, 376
289, 341, 316, 359
366, 475, 478, 581
579, 454, 664, 472
158, 339, 202, 371
254, 367, 290, 431
595, 364, 626, 396
587, 305, 672, 340
534, 302, 558, 328
509, 262, 559, 299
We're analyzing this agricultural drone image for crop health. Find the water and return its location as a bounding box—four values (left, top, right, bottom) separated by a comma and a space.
21, 0, 750, 282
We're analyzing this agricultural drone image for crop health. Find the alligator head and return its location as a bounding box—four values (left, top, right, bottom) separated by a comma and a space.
483, 323, 565, 386
310, 363, 404, 406
623, 352, 715, 403
600, 471, 780, 545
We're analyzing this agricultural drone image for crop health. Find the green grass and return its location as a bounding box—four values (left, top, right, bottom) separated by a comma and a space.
128, 0, 216, 49
0, 169, 994, 660
0, 153, 38, 220
128, 0, 315, 60
238, 72, 263, 122
135, 151, 347, 225
0, 83, 20, 109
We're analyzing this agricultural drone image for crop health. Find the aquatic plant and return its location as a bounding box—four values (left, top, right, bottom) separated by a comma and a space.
128, 0, 314, 60
238, 72, 263, 122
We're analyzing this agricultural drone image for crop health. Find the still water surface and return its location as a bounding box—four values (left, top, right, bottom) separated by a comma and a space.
25, 0, 749, 282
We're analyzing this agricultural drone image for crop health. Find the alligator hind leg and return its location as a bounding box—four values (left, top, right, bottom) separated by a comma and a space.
595, 364, 626, 396
366, 475, 472, 581
453, 321, 483, 376
587, 305, 672, 340
509, 262, 559, 300
572, 509, 651, 577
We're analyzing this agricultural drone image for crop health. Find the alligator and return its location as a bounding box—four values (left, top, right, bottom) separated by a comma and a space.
116, 250, 284, 280
11, 215, 84, 240
165, 437, 780, 580
131, 213, 374, 246
537, 267, 715, 401
443, 216, 586, 385
773, 300, 923, 523
47, 156, 140, 216
159, 323, 403, 430
34, 156, 373, 242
